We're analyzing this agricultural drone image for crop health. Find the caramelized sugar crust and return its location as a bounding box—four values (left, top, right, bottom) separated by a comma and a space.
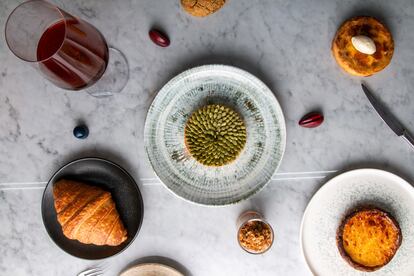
337, 208, 401, 272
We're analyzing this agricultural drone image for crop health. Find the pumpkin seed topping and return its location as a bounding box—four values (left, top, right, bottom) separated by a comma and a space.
184, 104, 247, 166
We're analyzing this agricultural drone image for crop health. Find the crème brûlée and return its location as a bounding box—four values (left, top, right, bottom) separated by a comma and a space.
332, 16, 394, 76
337, 208, 401, 271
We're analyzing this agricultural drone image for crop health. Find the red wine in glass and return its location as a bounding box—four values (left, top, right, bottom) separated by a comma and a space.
37, 17, 109, 90
5, 0, 128, 95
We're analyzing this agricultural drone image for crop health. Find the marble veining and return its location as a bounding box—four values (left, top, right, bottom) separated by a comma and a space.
1, 0, 414, 275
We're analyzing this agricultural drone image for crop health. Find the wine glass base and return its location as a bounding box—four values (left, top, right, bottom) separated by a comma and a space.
86, 47, 129, 98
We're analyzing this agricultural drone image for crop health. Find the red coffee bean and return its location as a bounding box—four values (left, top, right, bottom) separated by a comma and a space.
149, 29, 170, 47
299, 112, 324, 128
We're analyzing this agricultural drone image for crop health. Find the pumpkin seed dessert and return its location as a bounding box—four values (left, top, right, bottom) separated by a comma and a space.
184, 104, 246, 166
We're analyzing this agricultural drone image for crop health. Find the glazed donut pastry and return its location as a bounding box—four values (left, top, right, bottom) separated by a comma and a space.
336, 207, 402, 271
332, 16, 394, 76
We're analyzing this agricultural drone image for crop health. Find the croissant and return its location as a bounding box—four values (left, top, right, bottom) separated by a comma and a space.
53, 179, 127, 246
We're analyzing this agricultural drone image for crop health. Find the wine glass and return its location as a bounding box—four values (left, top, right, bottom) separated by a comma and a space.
5, 0, 129, 97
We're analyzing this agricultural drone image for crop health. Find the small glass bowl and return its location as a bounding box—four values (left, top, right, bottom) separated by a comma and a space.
237, 211, 274, 254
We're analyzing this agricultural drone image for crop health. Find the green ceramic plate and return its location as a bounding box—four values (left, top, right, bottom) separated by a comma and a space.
144, 65, 286, 205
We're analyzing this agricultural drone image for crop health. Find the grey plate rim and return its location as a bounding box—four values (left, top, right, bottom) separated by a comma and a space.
41, 157, 144, 260
120, 262, 184, 276
144, 64, 287, 206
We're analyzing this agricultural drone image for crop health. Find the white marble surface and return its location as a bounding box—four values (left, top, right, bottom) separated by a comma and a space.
0, 0, 414, 275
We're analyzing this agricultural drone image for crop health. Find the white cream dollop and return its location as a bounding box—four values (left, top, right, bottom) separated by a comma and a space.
351, 35, 376, 55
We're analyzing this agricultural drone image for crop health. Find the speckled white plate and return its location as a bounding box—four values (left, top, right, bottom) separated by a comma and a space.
144, 65, 286, 205
120, 263, 183, 276
300, 169, 414, 276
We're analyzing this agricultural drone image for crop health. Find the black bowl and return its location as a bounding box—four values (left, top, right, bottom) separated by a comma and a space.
42, 157, 144, 259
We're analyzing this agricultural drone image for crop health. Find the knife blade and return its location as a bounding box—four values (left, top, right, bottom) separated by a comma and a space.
361, 83, 414, 150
